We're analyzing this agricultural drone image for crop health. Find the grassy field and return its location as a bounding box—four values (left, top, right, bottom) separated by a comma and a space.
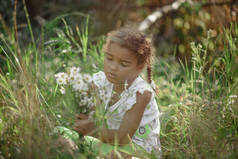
0, 12, 238, 159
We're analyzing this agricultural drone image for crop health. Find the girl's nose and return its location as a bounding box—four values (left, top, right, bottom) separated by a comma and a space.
110, 61, 118, 71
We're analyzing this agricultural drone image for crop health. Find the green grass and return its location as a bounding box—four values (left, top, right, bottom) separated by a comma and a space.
156, 24, 238, 158
0, 10, 238, 159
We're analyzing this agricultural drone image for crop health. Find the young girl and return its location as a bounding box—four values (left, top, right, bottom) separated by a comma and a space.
73, 28, 161, 159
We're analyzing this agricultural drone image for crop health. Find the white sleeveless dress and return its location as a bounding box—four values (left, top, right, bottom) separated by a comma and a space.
92, 71, 162, 158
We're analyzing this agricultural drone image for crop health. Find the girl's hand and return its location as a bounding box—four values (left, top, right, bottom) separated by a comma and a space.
73, 114, 96, 136
56, 135, 78, 155
76, 114, 88, 120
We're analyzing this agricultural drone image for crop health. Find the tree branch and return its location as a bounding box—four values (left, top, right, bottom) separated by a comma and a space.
138, 0, 237, 32
138, 0, 187, 31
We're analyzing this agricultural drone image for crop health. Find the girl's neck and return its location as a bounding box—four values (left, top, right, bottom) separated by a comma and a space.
113, 75, 138, 93
113, 84, 124, 94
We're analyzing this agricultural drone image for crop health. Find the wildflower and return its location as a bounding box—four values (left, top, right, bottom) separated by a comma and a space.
72, 79, 84, 91
228, 95, 237, 105
92, 64, 98, 69
69, 73, 82, 84
55, 72, 69, 85
70, 67, 81, 76
198, 44, 202, 49
79, 98, 87, 106
79, 96, 93, 107
59, 86, 66, 94
229, 95, 237, 98
54, 66, 96, 114
81, 83, 89, 92
99, 90, 106, 101
87, 98, 94, 109
82, 74, 92, 83
62, 49, 68, 53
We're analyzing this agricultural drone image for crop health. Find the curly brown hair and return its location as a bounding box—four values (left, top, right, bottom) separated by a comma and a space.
103, 27, 155, 84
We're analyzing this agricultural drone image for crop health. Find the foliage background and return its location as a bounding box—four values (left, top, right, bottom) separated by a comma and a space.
0, 0, 238, 158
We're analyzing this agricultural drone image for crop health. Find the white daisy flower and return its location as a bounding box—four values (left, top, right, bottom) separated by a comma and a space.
79, 99, 86, 106
228, 95, 237, 105
59, 86, 65, 94
229, 95, 237, 98
70, 66, 81, 75
82, 74, 92, 83
80, 83, 89, 92
72, 79, 84, 91
55, 72, 69, 85
69, 73, 83, 84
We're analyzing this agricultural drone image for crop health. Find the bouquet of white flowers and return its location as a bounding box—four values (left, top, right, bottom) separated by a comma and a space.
54, 66, 95, 114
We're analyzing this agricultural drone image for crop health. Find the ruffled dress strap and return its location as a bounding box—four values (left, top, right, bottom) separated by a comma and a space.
122, 77, 155, 112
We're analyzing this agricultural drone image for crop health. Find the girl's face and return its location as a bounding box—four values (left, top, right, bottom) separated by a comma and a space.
104, 43, 144, 85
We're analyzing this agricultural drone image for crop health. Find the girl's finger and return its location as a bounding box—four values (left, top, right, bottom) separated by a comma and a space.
74, 124, 82, 132
74, 126, 86, 135
76, 114, 88, 120
74, 120, 90, 129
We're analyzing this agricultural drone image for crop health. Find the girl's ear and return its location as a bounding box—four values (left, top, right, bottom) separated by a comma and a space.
137, 63, 145, 72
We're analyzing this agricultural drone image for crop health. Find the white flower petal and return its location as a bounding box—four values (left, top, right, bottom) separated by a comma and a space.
59, 86, 65, 94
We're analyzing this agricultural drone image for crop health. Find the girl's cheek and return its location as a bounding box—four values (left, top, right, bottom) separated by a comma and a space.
105, 60, 111, 67
104, 59, 109, 65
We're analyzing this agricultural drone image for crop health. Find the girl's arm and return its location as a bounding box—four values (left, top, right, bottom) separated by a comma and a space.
91, 91, 152, 145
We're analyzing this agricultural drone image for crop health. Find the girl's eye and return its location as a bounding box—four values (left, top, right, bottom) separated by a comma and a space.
121, 63, 128, 67
106, 57, 112, 61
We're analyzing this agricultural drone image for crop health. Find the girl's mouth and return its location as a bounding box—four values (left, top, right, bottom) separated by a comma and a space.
108, 72, 116, 79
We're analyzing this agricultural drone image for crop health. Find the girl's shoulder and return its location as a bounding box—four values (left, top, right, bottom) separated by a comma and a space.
130, 76, 155, 97
121, 76, 156, 110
